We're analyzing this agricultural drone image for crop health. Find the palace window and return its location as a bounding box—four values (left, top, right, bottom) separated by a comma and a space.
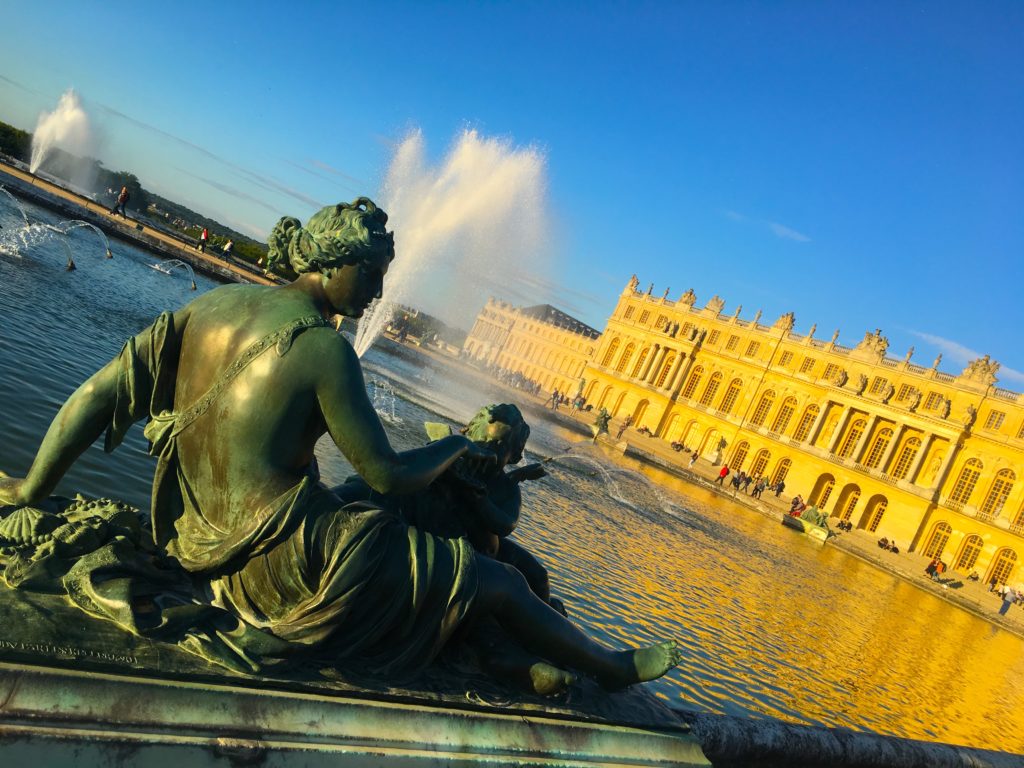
890, 437, 921, 480
896, 384, 914, 402
823, 363, 840, 381
750, 391, 776, 427
600, 338, 620, 367
949, 458, 983, 505
779, 351, 793, 367
800, 357, 816, 374
867, 500, 887, 532
681, 367, 704, 400
863, 428, 894, 469
870, 376, 888, 395
839, 490, 861, 522
793, 405, 820, 442
925, 391, 944, 411
985, 410, 1006, 430
771, 397, 797, 435
956, 535, 984, 573
989, 549, 1018, 586
750, 449, 771, 478
656, 315, 669, 330
772, 458, 792, 486
699, 372, 722, 406
623, 306, 635, 320
745, 341, 761, 358
708, 330, 721, 345
655, 354, 677, 387
1018, 422, 1024, 440
813, 479, 835, 508
719, 379, 743, 414
837, 419, 867, 459
980, 469, 1015, 519
923, 521, 952, 558
731, 441, 750, 471
681, 322, 694, 338
638, 310, 650, 324
726, 335, 739, 351
615, 343, 635, 374
631, 348, 650, 378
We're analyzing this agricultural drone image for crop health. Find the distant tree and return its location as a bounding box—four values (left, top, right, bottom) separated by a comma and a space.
0, 120, 31, 161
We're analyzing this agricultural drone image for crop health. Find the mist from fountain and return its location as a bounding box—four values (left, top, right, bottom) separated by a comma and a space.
29, 89, 96, 176
353, 129, 554, 357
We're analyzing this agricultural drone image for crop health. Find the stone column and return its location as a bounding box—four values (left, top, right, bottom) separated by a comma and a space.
805, 401, 831, 445
663, 351, 685, 390
906, 434, 934, 485
663, 354, 688, 391
826, 408, 853, 453
638, 344, 660, 381
877, 425, 904, 474
930, 441, 961, 492
851, 415, 879, 464
646, 347, 668, 385
671, 356, 697, 399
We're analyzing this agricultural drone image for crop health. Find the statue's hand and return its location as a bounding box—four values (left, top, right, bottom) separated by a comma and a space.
461, 440, 497, 476
508, 463, 547, 483
0, 474, 28, 508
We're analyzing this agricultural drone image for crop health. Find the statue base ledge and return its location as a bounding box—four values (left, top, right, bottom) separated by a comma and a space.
0, 661, 710, 767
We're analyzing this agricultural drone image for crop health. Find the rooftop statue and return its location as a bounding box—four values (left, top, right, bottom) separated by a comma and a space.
679, 288, 696, 306
960, 355, 1000, 386
0, 198, 680, 692
773, 311, 795, 331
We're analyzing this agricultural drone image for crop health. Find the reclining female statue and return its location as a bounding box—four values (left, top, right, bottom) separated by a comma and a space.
0, 197, 680, 689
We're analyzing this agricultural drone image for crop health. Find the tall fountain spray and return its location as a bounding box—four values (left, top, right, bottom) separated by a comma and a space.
353, 129, 554, 357
30, 89, 96, 175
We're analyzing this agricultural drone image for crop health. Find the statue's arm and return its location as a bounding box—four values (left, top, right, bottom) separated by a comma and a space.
312, 332, 491, 495
1, 356, 121, 506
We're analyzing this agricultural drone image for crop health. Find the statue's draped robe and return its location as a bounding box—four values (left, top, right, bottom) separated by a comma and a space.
97, 312, 478, 674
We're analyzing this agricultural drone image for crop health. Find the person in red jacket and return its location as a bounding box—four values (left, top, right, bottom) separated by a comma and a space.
715, 464, 730, 485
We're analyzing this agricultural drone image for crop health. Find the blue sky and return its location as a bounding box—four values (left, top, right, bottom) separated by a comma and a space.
1, 1, 1022, 384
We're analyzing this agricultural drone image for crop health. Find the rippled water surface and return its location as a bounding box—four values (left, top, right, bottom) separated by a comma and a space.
2, 196, 1023, 753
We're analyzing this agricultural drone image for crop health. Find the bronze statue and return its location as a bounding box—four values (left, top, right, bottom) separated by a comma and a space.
0, 198, 680, 690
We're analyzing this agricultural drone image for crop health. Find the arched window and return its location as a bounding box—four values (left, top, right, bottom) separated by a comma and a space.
771, 458, 792, 486
867, 499, 887, 532
923, 521, 952, 558
988, 548, 1018, 586
793, 404, 819, 442
750, 449, 771, 478
863, 428, 894, 469
655, 353, 677, 387
699, 372, 722, 406
730, 441, 750, 471
631, 347, 650, 378
615, 343, 635, 373
719, 379, 743, 414
837, 419, 866, 459
949, 458, 983, 505
601, 338, 620, 367
681, 367, 704, 400
812, 478, 835, 508
839, 489, 861, 521
890, 437, 921, 480
980, 469, 1015, 519
956, 535, 984, 572
750, 391, 776, 427
771, 397, 798, 434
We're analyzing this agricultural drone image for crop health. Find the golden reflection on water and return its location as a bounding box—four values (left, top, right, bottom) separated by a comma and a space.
512, 444, 1024, 753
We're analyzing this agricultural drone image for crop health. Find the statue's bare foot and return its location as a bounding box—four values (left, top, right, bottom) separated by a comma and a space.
528, 662, 575, 696
598, 640, 682, 691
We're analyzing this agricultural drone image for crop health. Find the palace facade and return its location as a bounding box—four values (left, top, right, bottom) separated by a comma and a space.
468, 276, 1024, 586
463, 299, 599, 396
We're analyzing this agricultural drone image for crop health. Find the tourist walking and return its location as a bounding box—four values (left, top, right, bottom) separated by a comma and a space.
615, 414, 634, 440
109, 185, 129, 218
715, 464, 730, 485
688, 451, 698, 469
198, 227, 209, 253
222, 239, 234, 257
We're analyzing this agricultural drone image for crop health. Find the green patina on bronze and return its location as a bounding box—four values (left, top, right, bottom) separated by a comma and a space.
0, 197, 681, 696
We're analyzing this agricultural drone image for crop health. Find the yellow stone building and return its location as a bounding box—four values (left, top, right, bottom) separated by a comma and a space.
463, 298, 600, 398
574, 276, 1023, 586
468, 278, 1024, 589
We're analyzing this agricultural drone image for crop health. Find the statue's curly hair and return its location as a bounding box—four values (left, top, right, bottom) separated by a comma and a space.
463, 404, 530, 464
265, 197, 395, 276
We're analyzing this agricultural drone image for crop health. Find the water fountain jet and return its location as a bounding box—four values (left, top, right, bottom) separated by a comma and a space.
30, 89, 96, 176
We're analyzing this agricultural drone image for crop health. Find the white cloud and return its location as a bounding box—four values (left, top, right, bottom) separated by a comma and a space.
724, 209, 811, 242
908, 330, 1024, 387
